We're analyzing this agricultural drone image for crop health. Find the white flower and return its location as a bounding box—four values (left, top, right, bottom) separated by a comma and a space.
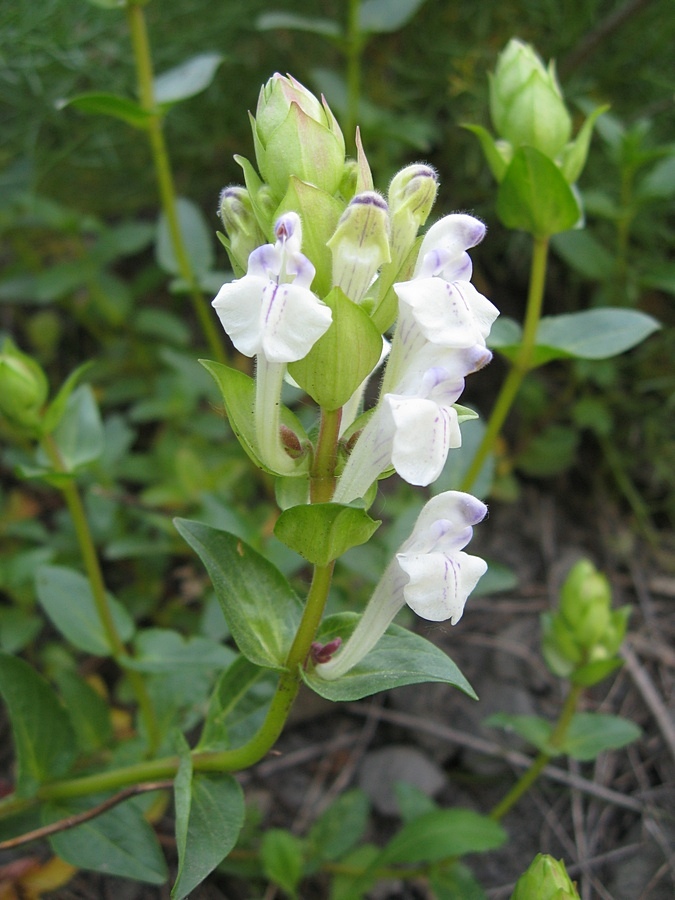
212, 212, 332, 363
333, 343, 491, 502
396, 491, 488, 623
315, 491, 488, 680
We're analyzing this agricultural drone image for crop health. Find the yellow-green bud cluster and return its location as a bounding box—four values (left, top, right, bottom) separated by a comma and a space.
510, 854, 580, 900
542, 560, 630, 684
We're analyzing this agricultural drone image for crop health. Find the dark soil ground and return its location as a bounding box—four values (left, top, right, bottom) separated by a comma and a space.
29, 477, 674, 900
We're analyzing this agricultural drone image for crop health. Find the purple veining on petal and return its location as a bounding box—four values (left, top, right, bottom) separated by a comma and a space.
248, 243, 280, 281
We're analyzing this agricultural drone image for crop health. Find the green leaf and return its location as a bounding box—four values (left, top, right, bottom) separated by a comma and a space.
47, 797, 168, 884
198, 656, 278, 751
199, 360, 309, 474
44, 384, 104, 477
381, 808, 506, 863
485, 713, 555, 755
303, 613, 476, 701
462, 124, 510, 182
55, 669, 114, 753
429, 862, 488, 899
359, 0, 428, 33
307, 789, 370, 863
58, 92, 151, 128
156, 197, 214, 278
36, 565, 135, 657
497, 147, 582, 237
288, 287, 383, 410
551, 230, 615, 281
0, 653, 78, 796
560, 713, 641, 761
535, 309, 661, 360
172, 754, 244, 899
571, 657, 623, 687
255, 12, 342, 39
42, 362, 94, 435
394, 782, 438, 823
516, 425, 579, 477
174, 519, 303, 669
123, 628, 235, 673
490, 309, 660, 367
261, 829, 305, 897
274, 503, 380, 566
560, 104, 609, 184
154, 53, 224, 107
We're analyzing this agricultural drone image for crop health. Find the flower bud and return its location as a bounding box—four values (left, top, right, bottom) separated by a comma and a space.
559, 559, 612, 648
0, 338, 49, 435
489, 39, 571, 159
252, 73, 346, 200
219, 186, 267, 276
510, 854, 580, 899
387, 164, 439, 269
327, 191, 390, 305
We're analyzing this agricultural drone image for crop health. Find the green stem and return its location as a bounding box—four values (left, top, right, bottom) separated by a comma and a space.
460, 235, 550, 492
344, 0, 362, 151
489, 682, 583, 822
311, 407, 342, 503
125, 2, 226, 364
40, 436, 161, 754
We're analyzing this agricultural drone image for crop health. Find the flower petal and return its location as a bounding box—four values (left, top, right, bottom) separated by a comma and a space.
395, 278, 499, 347
398, 549, 488, 623
212, 275, 269, 357
387, 395, 460, 485
259, 282, 332, 362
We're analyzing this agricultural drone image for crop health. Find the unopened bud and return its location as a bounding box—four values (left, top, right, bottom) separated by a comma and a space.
490, 39, 571, 159
510, 853, 580, 899
252, 73, 346, 199
0, 338, 49, 435
388, 164, 439, 266
327, 192, 390, 305
219, 186, 266, 275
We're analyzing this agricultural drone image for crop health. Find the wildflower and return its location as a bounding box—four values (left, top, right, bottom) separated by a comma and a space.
316, 491, 488, 680
212, 212, 331, 364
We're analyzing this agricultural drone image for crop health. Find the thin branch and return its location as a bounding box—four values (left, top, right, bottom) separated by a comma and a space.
559, 0, 655, 75
0, 781, 173, 851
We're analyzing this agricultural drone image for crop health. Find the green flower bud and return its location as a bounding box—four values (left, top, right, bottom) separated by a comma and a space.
510, 853, 580, 899
327, 191, 390, 305
252, 73, 346, 200
0, 338, 49, 435
387, 164, 439, 269
218, 186, 267, 276
560, 560, 612, 647
490, 39, 572, 159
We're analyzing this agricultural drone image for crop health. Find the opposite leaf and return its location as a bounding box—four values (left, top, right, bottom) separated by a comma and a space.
174, 519, 303, 669
274, 503, 381, 565
173, 751, 244, 900
303, 613, 476, 701
497, 146, 581, 237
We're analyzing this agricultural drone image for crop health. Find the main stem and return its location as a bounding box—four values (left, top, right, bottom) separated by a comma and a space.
41, 436, 160, 754
489, 682, 583, 821
460, 235, 550, 492
125, 2, 226, 363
